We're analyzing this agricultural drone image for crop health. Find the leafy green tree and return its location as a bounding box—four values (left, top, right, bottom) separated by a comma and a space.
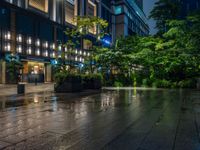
54, 16, 108, 75
150, 0, 180, 34
6, 54, 23, 83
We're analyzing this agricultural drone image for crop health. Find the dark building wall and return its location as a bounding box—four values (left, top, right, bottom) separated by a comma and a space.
0, 7, 10, 29
179, 0, 200, 17
0, 0, 149, 54
0, 0, 149, 84
112, 0, 149, 39
134, 0, 143, 10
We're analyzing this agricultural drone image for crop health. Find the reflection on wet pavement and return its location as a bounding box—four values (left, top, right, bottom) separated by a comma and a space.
0, 88, 200, 150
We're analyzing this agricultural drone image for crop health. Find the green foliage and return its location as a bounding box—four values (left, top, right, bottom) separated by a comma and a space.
54, 72, 81, 86
142, 79, 151, 87
152, 79, 171, 88
75, 16, 108, 39
95, 11, 200, 88
177, 79, 197, 88
82, 74, 103, 82
6, 58, 23, 83
58, 16, 108, 74
114, 81, 123, 87
150, 0, 180, 34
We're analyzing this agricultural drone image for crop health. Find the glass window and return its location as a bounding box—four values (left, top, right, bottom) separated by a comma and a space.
87, 0, 96, 16
65, 0, 77, 25
115, 6, 122, 15
29, 0, 48, 13
83, 39, 92, 50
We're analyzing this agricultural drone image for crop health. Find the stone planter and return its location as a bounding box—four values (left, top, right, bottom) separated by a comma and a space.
55, 76, 82, 93
83, 78, 102, 90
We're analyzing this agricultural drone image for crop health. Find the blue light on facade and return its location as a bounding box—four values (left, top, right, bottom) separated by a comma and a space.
50, 59, 58, 65
101, 35, 112, 47
79, 63, 84, 68
5, 54, 20, 62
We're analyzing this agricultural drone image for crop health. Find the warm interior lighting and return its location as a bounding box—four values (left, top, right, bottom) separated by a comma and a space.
29, 0, 48, 13
65, 0, 78, 25
5, 31, 11, 40
27, 47, 32, 54
17, 35, 22, 43
36, 49, 40, 55
88, 0, 97, 34
27, 37, 32, 45
17, 45, 22, 53
36, 39, 40, 47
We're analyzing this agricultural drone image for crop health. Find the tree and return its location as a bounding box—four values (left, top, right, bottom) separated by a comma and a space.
150, 0, 180, 34
54, 16, 108, 75
75, 16, 108, 74
6, 54, 23, 83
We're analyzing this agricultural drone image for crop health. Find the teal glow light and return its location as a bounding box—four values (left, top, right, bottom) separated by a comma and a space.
115, 6, 122, 15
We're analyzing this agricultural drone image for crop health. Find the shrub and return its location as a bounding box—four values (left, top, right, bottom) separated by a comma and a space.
152, 79, 196, 88
152, 79, 171, 88
142, 78, 151, 87
114, 81, 123, 87
54, 72, 67, 85
178, 79, 196, 88
82, 74, 103, 83
54, 72, 81, 86
82, 74, 103, 89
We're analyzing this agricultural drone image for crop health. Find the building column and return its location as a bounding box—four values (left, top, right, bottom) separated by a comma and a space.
45, 63, 52, 82
10, 9, 16, 54
0, 61, 6, 84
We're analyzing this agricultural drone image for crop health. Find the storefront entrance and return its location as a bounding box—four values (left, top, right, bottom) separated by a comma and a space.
22, 61, 45, 83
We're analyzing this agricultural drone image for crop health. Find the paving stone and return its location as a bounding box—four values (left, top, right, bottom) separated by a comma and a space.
0, 88, 199, 150
0, 140, 11, 149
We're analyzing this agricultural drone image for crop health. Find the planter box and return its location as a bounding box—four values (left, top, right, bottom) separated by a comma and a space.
55, 77, 82, 93
83, 78, 102, 90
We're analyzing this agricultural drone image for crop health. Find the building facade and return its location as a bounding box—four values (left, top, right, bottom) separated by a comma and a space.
0, 0, 149, 84
179, 0, 200, 18
111, 0, 149, 40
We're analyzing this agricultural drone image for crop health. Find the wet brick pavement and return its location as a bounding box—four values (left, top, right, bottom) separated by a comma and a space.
0, 88, 199, 150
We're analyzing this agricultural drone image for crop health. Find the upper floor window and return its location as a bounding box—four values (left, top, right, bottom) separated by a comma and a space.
87, 0, 96, 16
87, 0, 97, 34
29, 0, 48, 13
65, 0, 78, 25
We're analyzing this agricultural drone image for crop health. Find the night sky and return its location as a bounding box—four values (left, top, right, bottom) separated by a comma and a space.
143, 0, 158, 35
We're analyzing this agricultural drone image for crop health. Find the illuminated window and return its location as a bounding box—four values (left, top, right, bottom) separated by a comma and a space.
87, 0, 96, 16
29, 0, 48, 13
27, 47, 32, 55
83, 39, 92, 50
17, 35, 22, 43
36, 49, 40, 56
17, 45, 22, 53
87, 0, 97, 34
65, 0, 78, 25
4, 43, 11, 51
